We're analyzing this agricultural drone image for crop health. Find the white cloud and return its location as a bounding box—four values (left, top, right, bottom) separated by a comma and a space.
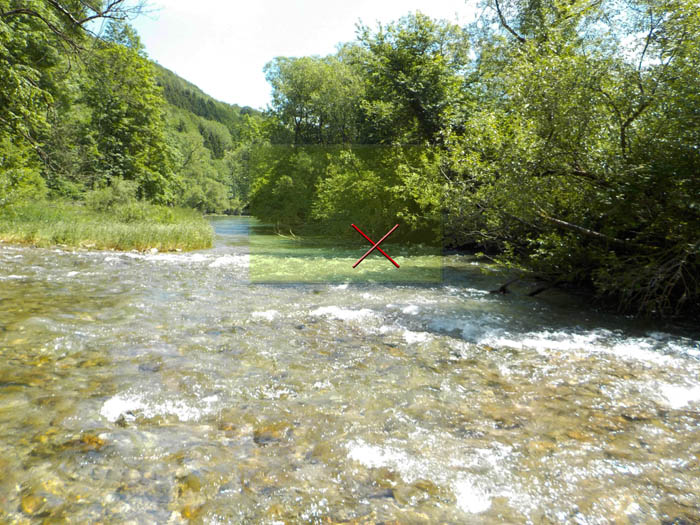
133, 0, 478, 108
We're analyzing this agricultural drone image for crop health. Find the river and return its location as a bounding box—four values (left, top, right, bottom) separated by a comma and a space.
0, 216, 698, 523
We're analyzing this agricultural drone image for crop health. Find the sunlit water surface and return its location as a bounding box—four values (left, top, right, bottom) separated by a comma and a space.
1, 217, 699, 523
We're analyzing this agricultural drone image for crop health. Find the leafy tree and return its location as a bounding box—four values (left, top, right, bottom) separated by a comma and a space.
355, 12, 470, 144
445, 0, 700, 314
249, 146, 327, 228
0, 0, 145, 159
312, 146, 442, 238
80, 34, 176, 202
0, 136, 46, 207
264, 54, 364, 144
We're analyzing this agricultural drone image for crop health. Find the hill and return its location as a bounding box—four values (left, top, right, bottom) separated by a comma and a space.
153, 64, 260, 141
147, 64, 263, 213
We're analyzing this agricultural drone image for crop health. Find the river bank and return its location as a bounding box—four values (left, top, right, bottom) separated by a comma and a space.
0, 200, 213, 252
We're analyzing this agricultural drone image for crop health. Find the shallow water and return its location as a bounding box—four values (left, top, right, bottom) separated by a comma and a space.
1, 216, 699, 523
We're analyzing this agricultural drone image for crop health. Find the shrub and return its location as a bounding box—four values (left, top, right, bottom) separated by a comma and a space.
85, 178, 138, 212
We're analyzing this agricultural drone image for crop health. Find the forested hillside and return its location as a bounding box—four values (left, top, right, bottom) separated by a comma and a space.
154, 64, 261, 213
0, 1, 258, 216
248, 0, 700, 317
155, 64, 258, 137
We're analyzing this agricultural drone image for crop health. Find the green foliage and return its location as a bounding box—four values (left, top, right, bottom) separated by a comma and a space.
155, 66, 265, 214
81, 40, 176, 202
311, 147, 442, 239
154, 63, 255, 140
0, 0, 68, 144
0, 136, 46, 206
355, 13, 470, 143
443, 0, 700, 315
1, 6, 253, 234
265, 54, 364, 144
312, 150, 387, 228
254, 5, 699, 316
182, 178, 230, 214
255, 13, 459, 238
84, 177, 139, 212
249, 146, 327, 227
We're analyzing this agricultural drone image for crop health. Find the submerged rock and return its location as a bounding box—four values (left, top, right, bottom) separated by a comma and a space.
253, 422, 291, 446
62, 434, 105, 452
566, 430, 592, 441
21, 492, 45, 516
526, 440, 556, 455
180, 504, 202, 519
178, 473, 203, 494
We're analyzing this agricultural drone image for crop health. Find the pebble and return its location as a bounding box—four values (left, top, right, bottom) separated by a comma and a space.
253, 422, 291, 446
180, 504, 202, 519
21, 492, 45, 516
526, 440, 556, 455
566, 430, 591, 441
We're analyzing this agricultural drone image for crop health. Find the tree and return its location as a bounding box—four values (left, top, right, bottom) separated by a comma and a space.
264, 54, 364, 144
444, 0, 700, 315
80, 34, 176, 202
0, 1, 148, 203
0, 0, 146, 147
355, 12, 470, 144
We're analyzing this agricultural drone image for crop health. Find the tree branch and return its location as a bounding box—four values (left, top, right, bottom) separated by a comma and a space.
46, 0, 136, 27
494, 0, 526, 43
536, 209, 656, 252
0, 8, 82, 51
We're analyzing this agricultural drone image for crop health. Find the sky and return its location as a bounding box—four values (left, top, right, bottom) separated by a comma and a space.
128, 0, 478, 110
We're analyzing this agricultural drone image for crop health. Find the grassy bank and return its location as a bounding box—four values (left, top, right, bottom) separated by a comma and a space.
0, 200, 214, 252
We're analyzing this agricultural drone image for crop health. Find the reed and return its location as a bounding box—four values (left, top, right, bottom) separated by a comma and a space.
0, 200, 214, 252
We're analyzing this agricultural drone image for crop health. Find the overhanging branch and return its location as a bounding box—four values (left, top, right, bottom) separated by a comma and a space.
536, 209, 657, 253
494, 0, 526, 43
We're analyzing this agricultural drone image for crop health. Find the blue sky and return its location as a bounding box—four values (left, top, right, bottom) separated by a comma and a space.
130, 0, 478, 110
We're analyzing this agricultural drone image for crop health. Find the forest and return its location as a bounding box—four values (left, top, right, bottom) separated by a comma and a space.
1, 0, 698, 316
250, 0, 700, 317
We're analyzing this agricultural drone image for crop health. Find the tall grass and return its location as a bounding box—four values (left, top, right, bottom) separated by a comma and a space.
0, 200, 214, 251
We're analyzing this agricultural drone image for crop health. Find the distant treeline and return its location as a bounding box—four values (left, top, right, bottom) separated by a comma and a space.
247, 1, 699, 317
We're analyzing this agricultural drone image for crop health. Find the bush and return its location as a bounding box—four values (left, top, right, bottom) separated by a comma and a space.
113, 200, 150, 223
0, 137, 47, 207
0, 167, 47, 207
85, 178, 138, 212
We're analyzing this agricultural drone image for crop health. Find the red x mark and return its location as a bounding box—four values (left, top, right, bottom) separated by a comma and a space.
351, 224, 400, 268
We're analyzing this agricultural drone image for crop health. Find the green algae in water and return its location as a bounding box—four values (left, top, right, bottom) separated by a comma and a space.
249, 224, 443, 284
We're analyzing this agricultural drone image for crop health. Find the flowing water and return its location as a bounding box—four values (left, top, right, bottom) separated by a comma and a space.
1, 217, 699, 524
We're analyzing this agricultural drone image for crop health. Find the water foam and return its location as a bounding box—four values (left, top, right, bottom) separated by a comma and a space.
453, 478, 492, 513
310, 306, 375, 321
100, 391, 217, 423
252, 310, 279, 321
104, 251, 245, 267
659, 384, 700, 409
403, 330, 431, 344
347, 442, 425, 480
209, 254, 247, 268
347, 440, 498, 515
473, 327, 693, 367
